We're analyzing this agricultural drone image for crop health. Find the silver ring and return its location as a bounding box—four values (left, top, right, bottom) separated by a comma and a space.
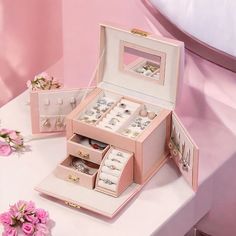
117, 152, 123, 157
103, 179, 114, 185
107, 102, 114, 107
111, 158, 121, 163
97, 98, 106, 105
85, 110, 94, 116
108, 165, 118, 170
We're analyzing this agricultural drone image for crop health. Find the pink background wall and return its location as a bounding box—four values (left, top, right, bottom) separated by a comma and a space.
0, 0, 63, 107
62, 0, 155, 88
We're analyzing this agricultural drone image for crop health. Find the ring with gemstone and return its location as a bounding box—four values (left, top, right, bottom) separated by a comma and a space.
103, 179, 114, 185
97, 98, 106, 105
108, 165, 118, 170
117, 152, 123, 157
107, 102, 114, 107
124, 109, 131, 115
109, 118, 120, 126
119, 103, 126, 109
85, 110, 94, 116
111, 158, 121, 163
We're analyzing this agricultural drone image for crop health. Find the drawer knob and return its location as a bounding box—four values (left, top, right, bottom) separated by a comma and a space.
78, 151, 90, 159
68, 174, 79, 182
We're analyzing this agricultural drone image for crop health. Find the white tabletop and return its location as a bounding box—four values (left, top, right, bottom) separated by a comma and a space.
0, 91, 212, 236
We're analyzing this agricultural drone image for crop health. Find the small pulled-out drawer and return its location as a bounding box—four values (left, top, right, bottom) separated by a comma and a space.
54, 155, 100, 189
67, 134, 109, 165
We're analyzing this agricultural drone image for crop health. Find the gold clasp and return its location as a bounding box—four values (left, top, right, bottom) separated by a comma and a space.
78, 151, 90, 159
131, 28, 149, 37
68, 174, 79, 182
65, 201, 81, 209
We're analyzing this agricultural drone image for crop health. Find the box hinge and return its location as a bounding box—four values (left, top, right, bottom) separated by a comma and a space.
131, 28, 150, 37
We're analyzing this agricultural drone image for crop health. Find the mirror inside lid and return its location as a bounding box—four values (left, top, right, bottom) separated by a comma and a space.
97, 24, 184, 110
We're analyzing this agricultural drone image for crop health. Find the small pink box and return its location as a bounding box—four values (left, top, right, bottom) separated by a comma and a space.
35, 24, 199, 218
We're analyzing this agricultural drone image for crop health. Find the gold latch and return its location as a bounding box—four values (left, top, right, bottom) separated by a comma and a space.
65, 201, 81, 209
78, 151, 90, 159
131, 28, 149, 37
68, 174, 80, 182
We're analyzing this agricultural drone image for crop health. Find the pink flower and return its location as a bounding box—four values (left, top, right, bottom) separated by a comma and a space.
8, 131, 18, 140
0, 141, 12, 156
22, 222, 35, 235
35, 224, 49, 236
24, 201, 36, 214
2, 226, 17, 236
0, 129, 12, 135
10, 201, 27, 220
36, 209, 48, 224
0, 212, 13, 225
25, 214, 39, 224
8, 131, 23, 147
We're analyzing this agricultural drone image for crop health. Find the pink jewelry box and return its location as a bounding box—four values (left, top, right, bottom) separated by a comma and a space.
35, 24, 199, 218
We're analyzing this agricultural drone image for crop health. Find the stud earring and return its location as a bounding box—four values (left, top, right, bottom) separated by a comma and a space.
42, 118, 51, 128
70, 97, 76, 108
44, 98, 50, 106
55, 116, 64, 128
57, 98, 63, 105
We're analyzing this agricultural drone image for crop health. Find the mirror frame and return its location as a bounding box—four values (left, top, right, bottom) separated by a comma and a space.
119, 41, 166, 85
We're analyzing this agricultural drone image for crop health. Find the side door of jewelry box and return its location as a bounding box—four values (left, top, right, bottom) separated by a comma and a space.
168, 112, 199, 191
30, 88, 93, 134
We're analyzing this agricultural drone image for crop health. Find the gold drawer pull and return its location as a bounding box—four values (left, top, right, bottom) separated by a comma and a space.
65, 201, 80, 209
78, 151, 90, 159
68, 174, 79, 182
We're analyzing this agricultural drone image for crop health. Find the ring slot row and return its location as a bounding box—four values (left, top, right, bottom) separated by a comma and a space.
95, 147, 133, 197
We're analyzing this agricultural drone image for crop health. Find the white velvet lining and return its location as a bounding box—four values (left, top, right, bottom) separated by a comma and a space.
99, 25, 182, 109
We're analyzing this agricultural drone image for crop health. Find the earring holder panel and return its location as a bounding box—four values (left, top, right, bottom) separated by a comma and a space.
168, 113, 199, 191
30, 88, 92, 134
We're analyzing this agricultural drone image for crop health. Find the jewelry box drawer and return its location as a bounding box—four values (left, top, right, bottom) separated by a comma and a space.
54, 155, 99, 189
67, 134, 109, 165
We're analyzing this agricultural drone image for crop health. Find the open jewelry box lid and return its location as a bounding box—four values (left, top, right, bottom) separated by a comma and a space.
96, 24, 184, 110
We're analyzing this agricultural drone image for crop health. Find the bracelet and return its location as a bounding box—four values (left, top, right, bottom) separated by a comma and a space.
88, 138, 107, 150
